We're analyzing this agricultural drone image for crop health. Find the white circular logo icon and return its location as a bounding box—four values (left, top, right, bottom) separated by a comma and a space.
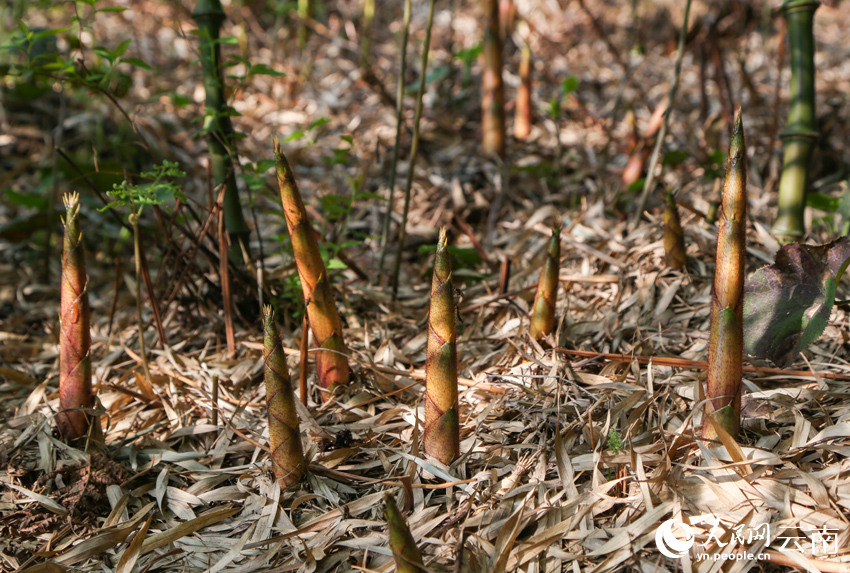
655, 518, 695, 559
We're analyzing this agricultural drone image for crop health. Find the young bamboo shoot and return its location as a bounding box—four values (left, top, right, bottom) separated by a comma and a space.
384, 493, 425, 573
275, 142, 349, 400
58, 193, 96, 441
263, 306, 307, 487
529, 227, 560, 340
424, 229, 459, 465
703, 112, 747, 439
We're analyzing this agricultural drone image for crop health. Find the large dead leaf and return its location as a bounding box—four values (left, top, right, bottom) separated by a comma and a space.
743, 237, 850, 366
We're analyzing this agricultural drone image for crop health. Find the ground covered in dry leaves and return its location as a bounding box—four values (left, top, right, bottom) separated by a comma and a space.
3, 0, 850, 571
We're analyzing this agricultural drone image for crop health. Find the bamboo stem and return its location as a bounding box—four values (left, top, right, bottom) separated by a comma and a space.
193, 0, 250, 257
773, 0, 819, 242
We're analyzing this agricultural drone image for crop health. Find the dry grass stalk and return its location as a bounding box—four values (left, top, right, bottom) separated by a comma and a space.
263, 306, 307, 487
274, 142, 349, 400
663, 190, 686, 270
58, 192, 96, 441
529, 227, 561, 341
383, 493, 425, 573
703, 111, 747, 439
424, 228, 459, 465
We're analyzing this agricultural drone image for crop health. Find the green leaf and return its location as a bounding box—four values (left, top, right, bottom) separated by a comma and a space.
743, 237, 850, 366
806, 192, 840, 212
120, 57, 151, 70
5, 189, 49, 210
662, 149, 690, 167
308, 117, 329, 131
561, 75, 579, 96
31, 27, 69, 43
249, 63, 285, 77
95, 6, 128, 12
114, 38, 131, 58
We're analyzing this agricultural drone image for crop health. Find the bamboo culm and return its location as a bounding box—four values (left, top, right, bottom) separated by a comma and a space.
773, 0, 819, 242
193, 0, 250, 254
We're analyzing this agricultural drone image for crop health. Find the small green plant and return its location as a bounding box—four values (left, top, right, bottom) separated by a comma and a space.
607, 429, 624, 453
102, 161, 185, 389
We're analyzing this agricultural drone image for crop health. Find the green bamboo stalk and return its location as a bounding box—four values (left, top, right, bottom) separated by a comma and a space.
193, 0, 250, 257
383, 493, 426, 573
663, 190, 686, 270
263, 306, 307, 488
58, 192, 95, 441
703, 111, 747, 440
297, 0, 311, 52
390, 0, 437, 297
424, 229, 459, 465
513, 43, 531, 140
482, 0, 505, 158
772, 0, 819, 243
529, 227, 560, 341
376, 0, 412, 281
274, 142, 349, 400
359, 0, 375, 69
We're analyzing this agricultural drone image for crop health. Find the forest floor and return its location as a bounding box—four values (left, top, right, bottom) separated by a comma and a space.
3, 0, 850, 571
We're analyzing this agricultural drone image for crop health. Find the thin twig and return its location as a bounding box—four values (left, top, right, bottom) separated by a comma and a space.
391, 0, 437, 298
631, 0, 693, 227
377, 0, 412, 282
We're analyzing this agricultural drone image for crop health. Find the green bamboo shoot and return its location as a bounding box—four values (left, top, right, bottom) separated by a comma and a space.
384, 493, 425, 573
